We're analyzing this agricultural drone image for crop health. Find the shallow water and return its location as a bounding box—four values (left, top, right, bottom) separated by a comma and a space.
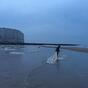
0, 46, 88, 88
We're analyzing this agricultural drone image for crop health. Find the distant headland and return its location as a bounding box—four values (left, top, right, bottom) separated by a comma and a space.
0, 28, 24, 43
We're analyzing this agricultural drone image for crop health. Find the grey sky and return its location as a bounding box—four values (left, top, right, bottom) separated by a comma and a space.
0, 0, 88, 44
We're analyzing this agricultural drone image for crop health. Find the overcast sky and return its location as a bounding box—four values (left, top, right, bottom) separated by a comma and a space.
0, 0, 88, 44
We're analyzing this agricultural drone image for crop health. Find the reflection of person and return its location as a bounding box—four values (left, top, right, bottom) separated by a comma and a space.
55, 45, 61, 59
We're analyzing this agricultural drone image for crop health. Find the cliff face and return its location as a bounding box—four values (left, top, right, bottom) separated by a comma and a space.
0, 28, 24, 43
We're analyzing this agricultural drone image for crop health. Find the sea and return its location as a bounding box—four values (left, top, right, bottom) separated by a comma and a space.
0, 45, 88, 88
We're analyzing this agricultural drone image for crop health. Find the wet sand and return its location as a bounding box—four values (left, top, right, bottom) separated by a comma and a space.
0, 46, 88, 88
61, 47, 88, 53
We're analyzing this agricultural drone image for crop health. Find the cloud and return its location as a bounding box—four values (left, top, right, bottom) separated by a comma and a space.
0, 0, 80, 14
0, 0, 88, 43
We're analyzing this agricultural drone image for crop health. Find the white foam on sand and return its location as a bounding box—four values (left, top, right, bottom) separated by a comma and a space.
9, 52, 24, 55
1, 47, 17, 51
